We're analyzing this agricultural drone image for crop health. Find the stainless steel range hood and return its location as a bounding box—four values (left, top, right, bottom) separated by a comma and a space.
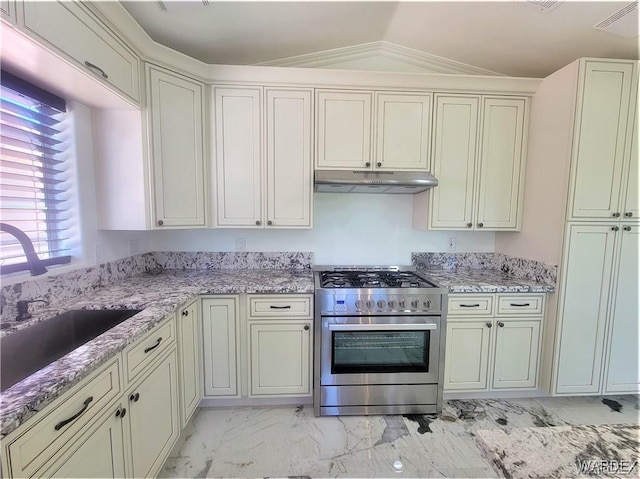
314, 170, 438, 194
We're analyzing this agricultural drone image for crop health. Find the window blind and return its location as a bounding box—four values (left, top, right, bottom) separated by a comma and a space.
0, 72, 72, 274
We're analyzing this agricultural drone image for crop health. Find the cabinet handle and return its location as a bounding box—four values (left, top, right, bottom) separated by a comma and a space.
477, 223, 484, 228
509, 303, 531, 307
269, 305, 291, 309
267, 220, 273, 226
304, 325, 310, 330
485, 322, 492, 328
612, 226, 620, 231
84, 61, 108, 79
365, 162, 371, 167
460, 304, 480, 308
55, 396, 93, 431
613, 212, 621, 217
182, 310, 189, 316
625, 212, 633, 217
377, 162, 382, 167
129, 393, 140, 402
466, 223, 473, 228
157, 220, 164, 226
624, 226, 632, 231
498, 322, 505, 328
144, 337, 162, 353
115, 407, 127, 419
255, 220, 261, 226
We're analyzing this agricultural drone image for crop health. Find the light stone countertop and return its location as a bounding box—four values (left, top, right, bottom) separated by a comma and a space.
419, 269, 555, 293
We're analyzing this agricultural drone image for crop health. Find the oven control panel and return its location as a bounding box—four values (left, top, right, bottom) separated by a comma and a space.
319, 293, 443, 315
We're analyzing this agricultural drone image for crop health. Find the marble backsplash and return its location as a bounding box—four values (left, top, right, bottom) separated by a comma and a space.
0, 251, 312, 323
412, 252, 557, 284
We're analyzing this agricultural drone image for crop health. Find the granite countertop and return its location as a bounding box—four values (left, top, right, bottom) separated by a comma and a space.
419, 269, 555, 293
476, 423, 640, 478
0, 268, 314, 437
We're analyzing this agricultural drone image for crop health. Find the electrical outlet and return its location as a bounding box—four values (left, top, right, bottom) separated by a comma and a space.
235, 238, 246, 252
448, 238, 456, 252
95, 244, 105, 263
129, 239, 140, 255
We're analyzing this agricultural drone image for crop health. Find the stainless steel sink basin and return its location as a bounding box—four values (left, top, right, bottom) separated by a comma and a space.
1, 309, 142, 392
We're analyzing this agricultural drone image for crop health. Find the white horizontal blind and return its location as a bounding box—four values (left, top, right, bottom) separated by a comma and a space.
0, 78, 71, 273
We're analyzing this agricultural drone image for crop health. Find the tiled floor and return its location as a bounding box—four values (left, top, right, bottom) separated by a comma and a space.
160, 395, 639, 478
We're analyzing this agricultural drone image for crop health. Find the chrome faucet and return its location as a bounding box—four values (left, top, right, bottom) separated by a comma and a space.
0, 223, 48, 276
16, 299, 49, 321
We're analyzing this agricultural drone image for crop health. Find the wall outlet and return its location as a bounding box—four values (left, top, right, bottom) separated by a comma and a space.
95, 244, 105, 263
448, 238, 456, 252
129, 239, 140, 255
235, 238, 246, 252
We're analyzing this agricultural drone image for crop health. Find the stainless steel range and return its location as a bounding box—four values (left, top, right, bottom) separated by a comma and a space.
314, 266, 448, 416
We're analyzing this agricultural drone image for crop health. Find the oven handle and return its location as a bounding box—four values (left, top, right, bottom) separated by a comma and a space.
328, 323, 437, 331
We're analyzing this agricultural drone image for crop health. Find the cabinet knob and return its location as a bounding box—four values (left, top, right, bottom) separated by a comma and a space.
613, 212, 621, 217
467, 223, 473, 228
377, 162, 382, 167
255, 220, 261, 226
624, 226, 632, 231
157, 220, 164, 226
267, 220, 273, 226
130, 393, 140, 402
304, 325, 310, 330
612, 226, 620, 231
625, 212, 633, 217
182, 310, 189, 316
477, 222, 484, 228
486, 322, 492, 328
365, 162, 371, 167
115, 407, 126, 418
498, 322, 505, 328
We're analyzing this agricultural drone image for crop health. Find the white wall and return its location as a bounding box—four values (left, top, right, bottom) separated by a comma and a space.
150, 193, 495, 265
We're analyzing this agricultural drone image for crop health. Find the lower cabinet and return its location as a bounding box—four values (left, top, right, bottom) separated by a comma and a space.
444, 293, 544, 393
177, 299, 202, 426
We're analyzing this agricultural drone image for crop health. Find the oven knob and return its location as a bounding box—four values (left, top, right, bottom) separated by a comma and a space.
365, 299, 375, 309
377, 299, 386, 309
388, 300, 396, 309
424, 299, 432, 309
410, 299, 419, 309
399, 300, 406, 309
355, 299, 364, 309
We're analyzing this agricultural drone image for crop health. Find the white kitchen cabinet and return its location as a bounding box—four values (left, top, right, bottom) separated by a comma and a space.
568, 60, 637, 220
416, 95, 527, 231
41, 404, 128, 479
201, 296, 240, 396
554, 224, 617, 394
622, 109, 639, 220
248, 321, 312, 396
149, 65, 207, 228
444, 293, 544, 393
213, 87, 313, 228
374, 93, 431, 170
1, 0, 15, 24
316, 90, 372, 170
21, 0, 140, 104
604, 225, 640, 393
127, 348, 180, 479
177, 299, 202, 427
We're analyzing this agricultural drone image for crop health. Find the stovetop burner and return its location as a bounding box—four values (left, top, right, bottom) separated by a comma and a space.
319, 270, 435, 289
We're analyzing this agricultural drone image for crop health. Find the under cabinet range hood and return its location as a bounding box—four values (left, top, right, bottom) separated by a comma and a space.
314, 170, 438, 194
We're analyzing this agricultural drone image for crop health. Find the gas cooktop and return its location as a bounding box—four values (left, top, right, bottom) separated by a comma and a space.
317, 267, 439, 289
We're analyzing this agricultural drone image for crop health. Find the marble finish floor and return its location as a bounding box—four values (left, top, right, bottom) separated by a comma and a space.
160, 395, 639, 478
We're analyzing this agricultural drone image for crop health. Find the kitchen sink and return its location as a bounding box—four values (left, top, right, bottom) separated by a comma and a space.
0, 309, 142, 392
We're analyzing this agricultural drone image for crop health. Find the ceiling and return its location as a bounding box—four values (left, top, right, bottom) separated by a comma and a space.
121, 1, 640, 78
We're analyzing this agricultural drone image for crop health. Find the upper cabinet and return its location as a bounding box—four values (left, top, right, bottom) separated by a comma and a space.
315, 90, 432, 171
20, 0, 140, 105
415, 95, 528, 231
1, 0, 15, 24
568, 60, 638, 221
213, 86, 313, 228
148, 65, 207, 228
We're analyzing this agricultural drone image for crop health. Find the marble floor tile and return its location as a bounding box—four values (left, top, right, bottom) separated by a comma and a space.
160, 395, 639, 478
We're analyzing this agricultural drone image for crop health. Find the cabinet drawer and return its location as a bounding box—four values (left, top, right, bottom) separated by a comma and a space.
497, 294, 544, 316
124, 318, 175, 384
248, 295, 312, 319
448, 295, 494, 316
22, 1, 140, 103
6, 359, 121, 479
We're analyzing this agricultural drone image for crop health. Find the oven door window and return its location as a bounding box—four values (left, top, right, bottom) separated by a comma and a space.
332, 330, 430, 374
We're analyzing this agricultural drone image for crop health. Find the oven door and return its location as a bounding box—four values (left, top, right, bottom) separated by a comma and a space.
320, 316, 441, 386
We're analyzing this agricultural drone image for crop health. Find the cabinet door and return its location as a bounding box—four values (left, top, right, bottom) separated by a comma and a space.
443, 321, 492, 391
622, 107, 639, 220
42, 405, 127, 479
128, 350, 180, 479
429, 95, 479, 229
569, 60, 635, 219
475, 97, 527, 230
149, 67, 206, 228
1, 0, 15, 24
265, 89, 313, 228
555, 224, 617, 394
214, 87, 263, 226
492, 320, 540, 389
249, 321, 311, 396
374, 93, 431, 170
604, 226, 640, 393
202, 297, 239, 396
316, 90, 372, 169
177, 300, 202, 427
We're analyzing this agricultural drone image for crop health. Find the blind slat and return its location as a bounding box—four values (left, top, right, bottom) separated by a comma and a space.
0, 122, 63, 147
0, 114, 59, 136
1, 147, 64, 165
1, 136, 63, 156
1, 159, 65, 175
0, 99, 60, 126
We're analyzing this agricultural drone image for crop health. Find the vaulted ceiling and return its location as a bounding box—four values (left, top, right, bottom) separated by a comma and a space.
121, 1, 639, 78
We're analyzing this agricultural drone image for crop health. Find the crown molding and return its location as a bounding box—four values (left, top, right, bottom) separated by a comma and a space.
256, 41, 505, 76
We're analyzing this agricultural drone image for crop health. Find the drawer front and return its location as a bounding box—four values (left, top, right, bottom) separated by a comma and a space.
497, 294, 544, 316
22, 1, 140, 103
248, 295, 313, 319
448, 295, 494, 317
124, 319, 175, 384
6, 359, 121, 478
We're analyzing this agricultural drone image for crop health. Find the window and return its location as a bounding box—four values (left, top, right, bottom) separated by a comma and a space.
0, 71, 72, 275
